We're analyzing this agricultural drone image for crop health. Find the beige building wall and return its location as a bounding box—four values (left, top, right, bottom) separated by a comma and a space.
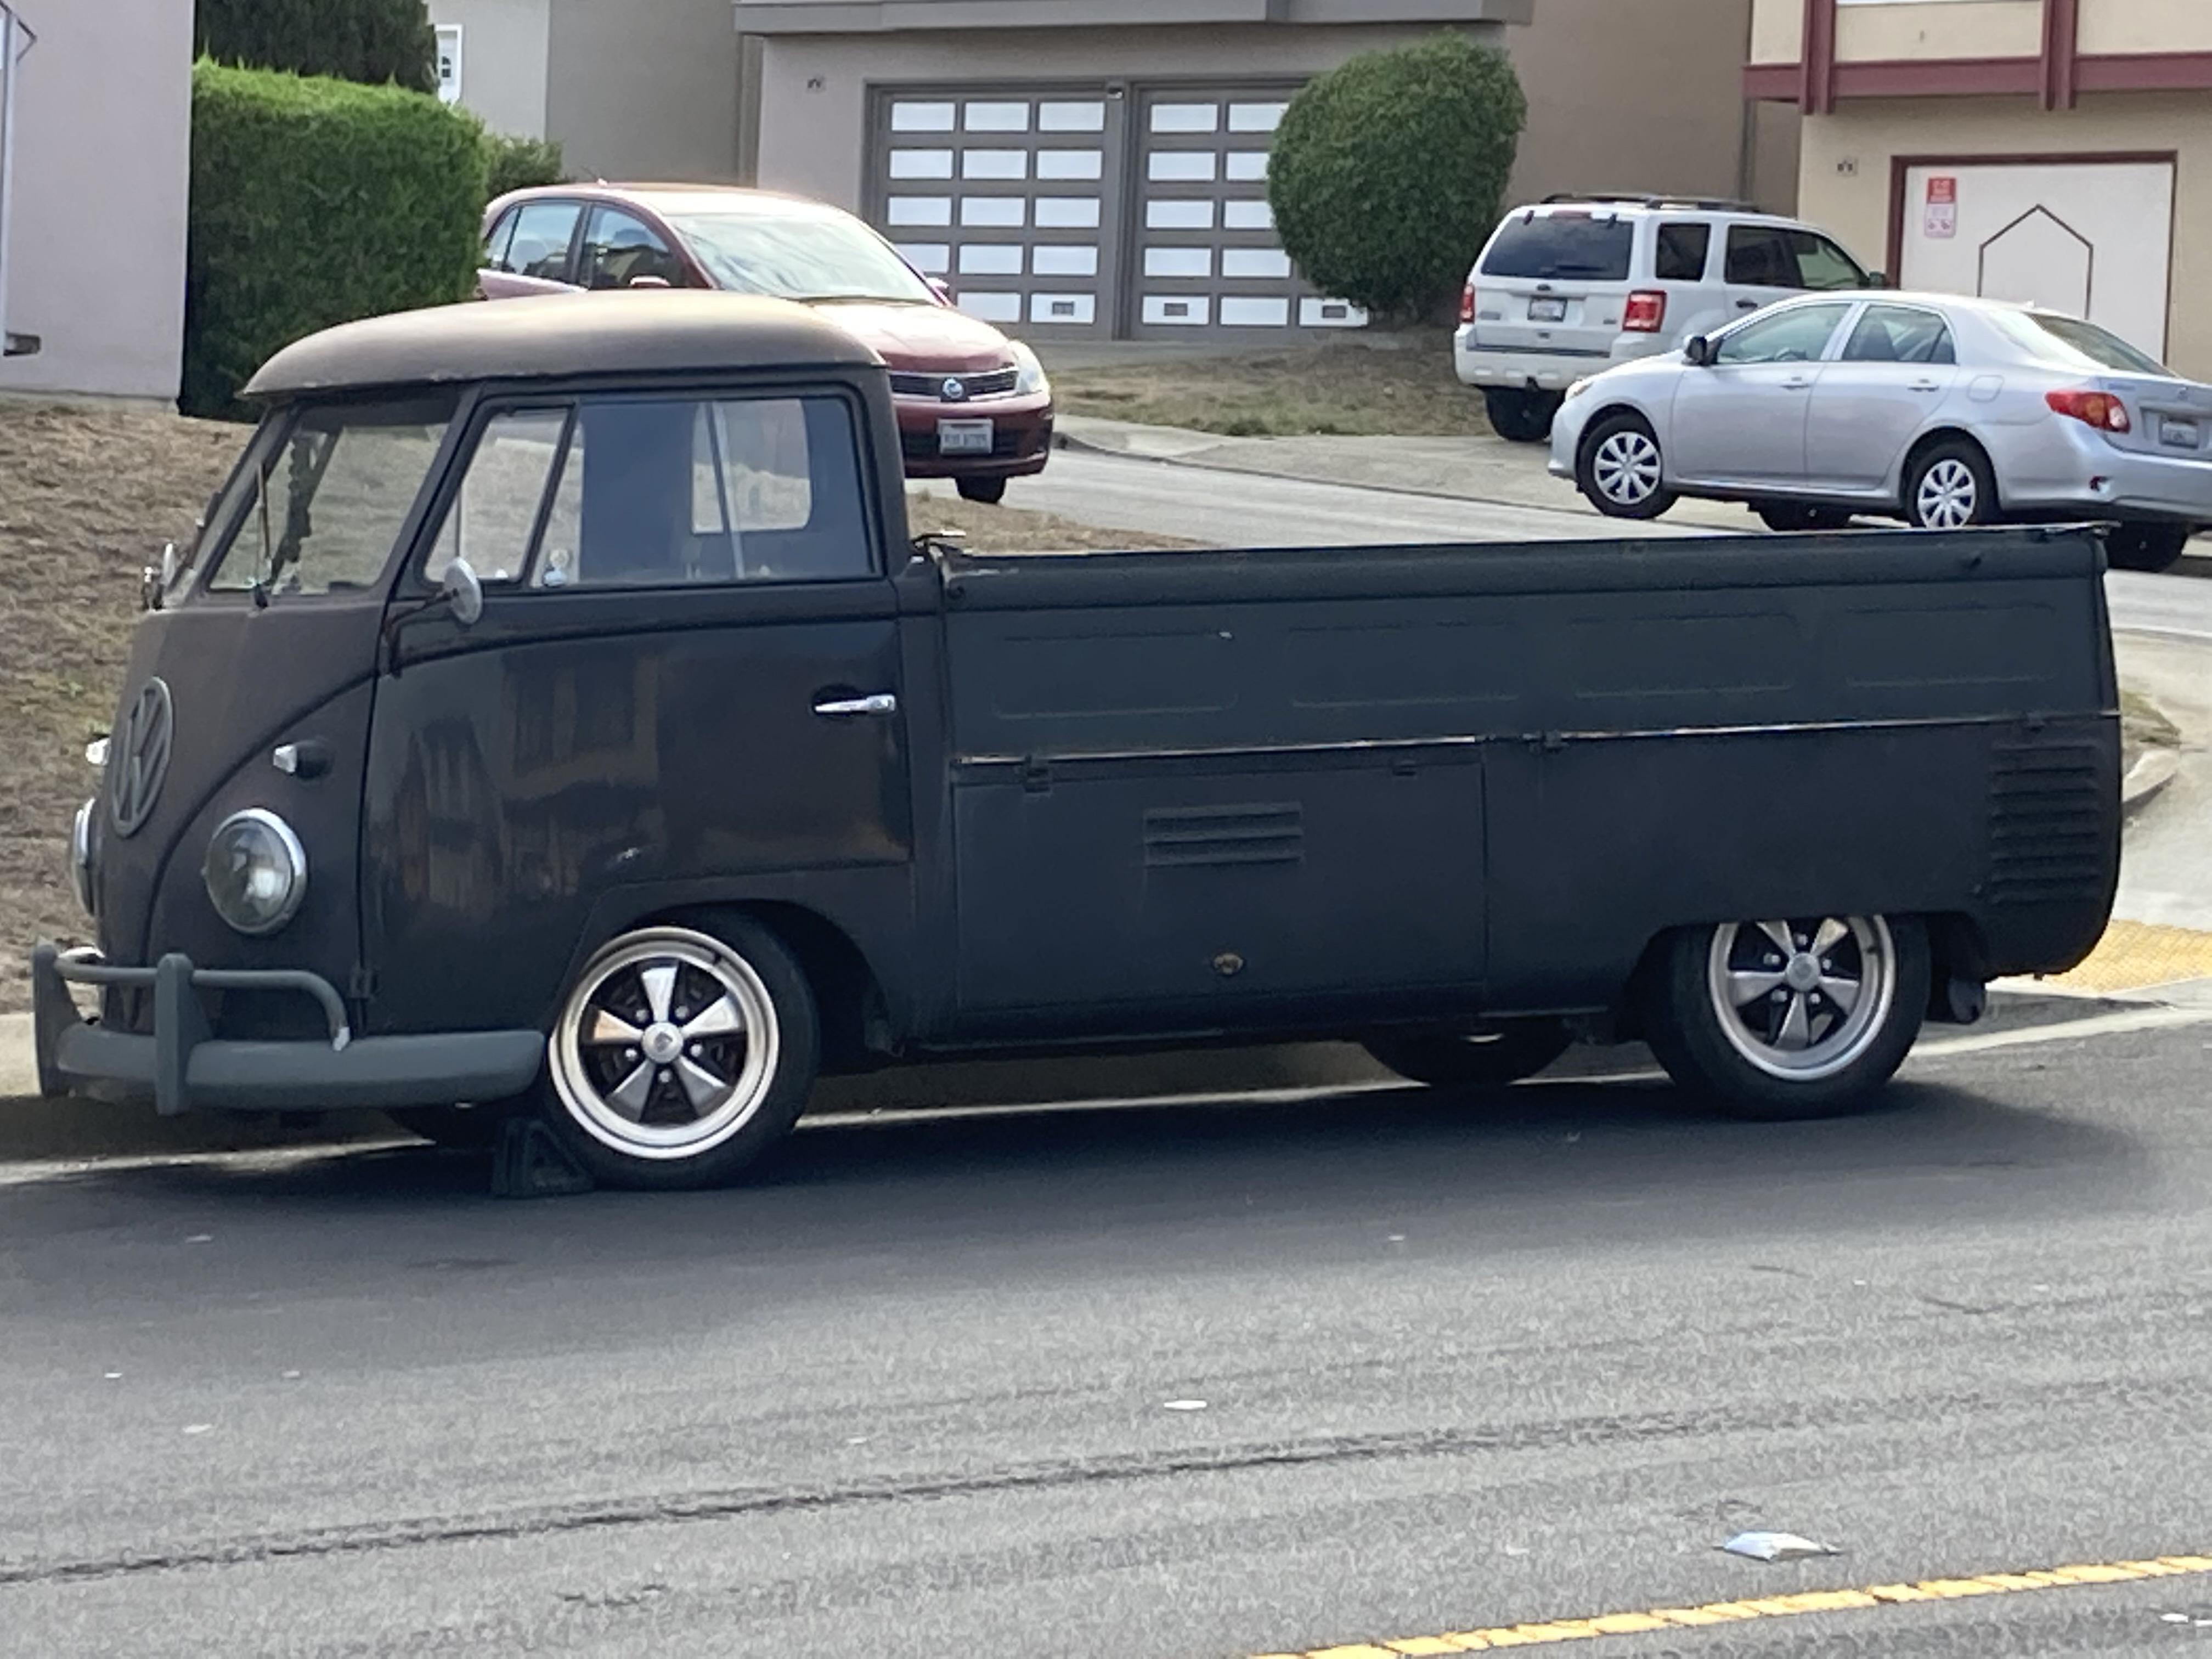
426, 0, 552, 140
546, 0, 742, 181
1831, 0, 2042, 62
1793, 93, 2212, 375
2078, 0, 2212, 56
1748, 0, 1802, 65
0, 0, 191, 403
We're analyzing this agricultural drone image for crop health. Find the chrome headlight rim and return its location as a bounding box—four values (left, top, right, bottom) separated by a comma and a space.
69, 797, 97, 919
202, 807, 308, 938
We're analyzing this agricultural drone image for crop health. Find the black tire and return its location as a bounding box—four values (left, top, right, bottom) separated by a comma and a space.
385, 1104, 517, 1151
1576, 411, 1678, 521
2106, 523, 2191, 574
536, 919, 819, 1190
1363, 1020, 1574, 1090
1756, 502, 1853, 533
1901, 438, 1997, 529
1641, 915, 1931, 1121
1483, 388, 1562, 445
956, 476, 1008, 505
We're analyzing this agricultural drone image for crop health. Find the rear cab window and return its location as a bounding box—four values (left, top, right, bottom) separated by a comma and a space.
194, 394, 457, 599
427, 391, 874, 590
1480, 211, 1635, 283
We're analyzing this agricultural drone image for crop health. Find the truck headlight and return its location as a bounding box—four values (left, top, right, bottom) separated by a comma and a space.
202, 808, 307, 936
70, 797, 96, 919
1011, 342, 1050, 399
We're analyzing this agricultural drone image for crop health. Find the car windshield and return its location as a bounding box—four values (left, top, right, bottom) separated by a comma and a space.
199, 394, 456, 599
667, 211, 939, 305
1988, 309, 2172, 377
1480, 212, 1635, 281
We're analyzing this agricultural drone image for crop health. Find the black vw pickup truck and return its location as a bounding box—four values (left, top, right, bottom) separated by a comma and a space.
32, 293, 2120, 1188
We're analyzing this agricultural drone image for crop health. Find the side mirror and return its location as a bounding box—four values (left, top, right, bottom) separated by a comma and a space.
442, 557, 484, 627
1865, 270, 1889, 290
140, 540, 178, 612
928, 278, 954, 304
1684, 335, 1713, 367
627, 274, 673, 290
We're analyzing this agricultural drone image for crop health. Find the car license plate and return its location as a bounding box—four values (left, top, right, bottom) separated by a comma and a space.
938, 419, 994, 455
2159, 416, 2199, 449
1528, 297, 1568, 323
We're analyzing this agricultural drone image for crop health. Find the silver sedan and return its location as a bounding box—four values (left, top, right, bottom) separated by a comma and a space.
1548, 290, 2212, 571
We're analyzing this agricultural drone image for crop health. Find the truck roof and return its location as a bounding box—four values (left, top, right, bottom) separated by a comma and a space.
244, 291, 882, 400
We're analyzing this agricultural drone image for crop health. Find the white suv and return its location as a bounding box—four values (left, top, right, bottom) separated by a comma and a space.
1455, 195, 1880, 442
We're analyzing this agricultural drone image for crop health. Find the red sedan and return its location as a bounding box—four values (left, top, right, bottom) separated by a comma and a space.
478, 184, 1053, 504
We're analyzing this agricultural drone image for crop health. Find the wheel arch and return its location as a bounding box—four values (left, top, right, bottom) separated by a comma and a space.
662, 901, 890, 1073
1899, 426, 2000, 509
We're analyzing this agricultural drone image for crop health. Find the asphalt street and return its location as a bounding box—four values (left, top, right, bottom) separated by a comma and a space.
7, 457, 2212, 1657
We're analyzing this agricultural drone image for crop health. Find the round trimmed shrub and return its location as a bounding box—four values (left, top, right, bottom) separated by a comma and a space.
1269, 34, 1527, 324
485, 133, 569, 202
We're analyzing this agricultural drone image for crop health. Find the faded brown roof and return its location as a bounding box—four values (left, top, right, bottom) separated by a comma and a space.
244, 291, 880, 399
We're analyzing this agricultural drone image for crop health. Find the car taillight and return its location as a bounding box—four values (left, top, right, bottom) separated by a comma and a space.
2046, 389, 2132, 433
1623, 290, 1667, 334
1460, 283, 1476, 325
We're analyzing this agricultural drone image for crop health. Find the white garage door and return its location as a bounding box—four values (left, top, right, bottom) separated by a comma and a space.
1898, 159, 2174, 360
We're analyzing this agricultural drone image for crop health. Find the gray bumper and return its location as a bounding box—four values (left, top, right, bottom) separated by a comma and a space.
30, 943, 544, 1117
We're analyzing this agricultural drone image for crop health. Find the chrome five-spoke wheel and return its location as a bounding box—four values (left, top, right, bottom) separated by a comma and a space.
546, 924, 815, 1183
1705, 917, 1895, 1082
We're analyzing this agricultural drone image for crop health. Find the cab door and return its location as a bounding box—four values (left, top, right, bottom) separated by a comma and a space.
360, 387, 916, 1039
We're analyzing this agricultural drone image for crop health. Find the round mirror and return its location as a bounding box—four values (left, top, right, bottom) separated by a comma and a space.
442, 557, 484, 627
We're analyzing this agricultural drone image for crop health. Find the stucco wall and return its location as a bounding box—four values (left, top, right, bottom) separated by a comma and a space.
1793, 92, 2212, 376
0, 0, 190, 403
427, 0, 552, 140
2078, 0, 2212, 56
1832, 0, 2042, 62
1749, 0, 1803, 65
546, 0, 741, 181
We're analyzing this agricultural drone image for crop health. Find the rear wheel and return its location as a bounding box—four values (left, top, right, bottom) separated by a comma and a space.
1756, 502, 1854, 533
956, 476, 1008, 505
1483, 388, 1562, 445
1903, 439, 1996, 529
1363, 1020, 1573, 1090
538, 921, 819, 1190
1642, 915, 1929, 1120
2106, 523, 2191, 574
1576, 412, 1678, 521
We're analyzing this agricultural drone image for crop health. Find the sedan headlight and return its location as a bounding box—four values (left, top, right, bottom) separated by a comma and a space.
1011, 342, 1050, 399
1564, 377, 1593, 403
203, 808, 307, 936
70, 797, 97, 919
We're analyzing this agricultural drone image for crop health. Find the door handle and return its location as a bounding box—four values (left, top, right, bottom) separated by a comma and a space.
1736, 299, 1760, 310
1908, 380, 1943, 393
1780, 376, 1814, 391
814, 692, 898, 718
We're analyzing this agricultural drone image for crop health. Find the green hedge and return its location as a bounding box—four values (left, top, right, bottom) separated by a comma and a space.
195, 0, 437, 94
1269, 34, 1527, 324
183, 63, 487, 419
484, 132, 569, 202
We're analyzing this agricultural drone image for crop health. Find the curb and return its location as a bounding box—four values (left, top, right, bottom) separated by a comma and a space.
2122, 744, 2183, 818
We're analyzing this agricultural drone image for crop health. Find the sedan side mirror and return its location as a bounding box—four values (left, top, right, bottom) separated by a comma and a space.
1684, 335, 1714, 367
928, 278, 954, 304
442, 557, 484, 627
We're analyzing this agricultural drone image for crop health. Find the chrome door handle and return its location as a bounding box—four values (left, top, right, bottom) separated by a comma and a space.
814, 692, 898, 718
1908, 380, 1943, 392
1781, 376, 1814, 391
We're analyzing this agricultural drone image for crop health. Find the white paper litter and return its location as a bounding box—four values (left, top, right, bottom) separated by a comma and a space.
1161, 1400, 1209, 1412
1720, 1531, 1839, 1562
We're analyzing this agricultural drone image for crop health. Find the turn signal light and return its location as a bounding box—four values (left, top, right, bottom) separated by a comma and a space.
1622, 290, 1667, 334
1460, 284, 1476, 324
2046, 388, 2132, 433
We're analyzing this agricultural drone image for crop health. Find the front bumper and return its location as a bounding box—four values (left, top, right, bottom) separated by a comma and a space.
30, 943, 544, 1118
895, 393, 1054, 480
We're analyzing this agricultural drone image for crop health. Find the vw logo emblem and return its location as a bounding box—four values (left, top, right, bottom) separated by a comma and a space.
941, 376, 968, 403
108, 677, 174, 839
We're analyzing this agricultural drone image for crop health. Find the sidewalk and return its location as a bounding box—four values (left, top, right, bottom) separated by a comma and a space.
1057, 413, 2212, 566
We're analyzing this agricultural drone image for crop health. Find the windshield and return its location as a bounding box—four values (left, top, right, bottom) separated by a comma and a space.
667, 211, 939, 305
200, 394, 455, 599
1480, 212, 1635, 281
1988, 309, 2172, 377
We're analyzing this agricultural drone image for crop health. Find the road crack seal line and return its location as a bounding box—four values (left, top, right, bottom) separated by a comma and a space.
1253, 1553, 2212, 1656
0, 1375, 2194, 1590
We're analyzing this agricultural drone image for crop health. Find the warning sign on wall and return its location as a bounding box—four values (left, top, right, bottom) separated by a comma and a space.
1925, 176, 1958, 240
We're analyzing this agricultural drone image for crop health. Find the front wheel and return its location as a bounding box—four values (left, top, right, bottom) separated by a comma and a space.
1483, 388, 1562, 445
1903, 440, 1996, 529
1363, 1020, 1573, 1090
2106, 523, 2191, 574
538, 921, 819, 1189
956, 476, 1008, 505
1576, 412, 1678, 520
1642, 915, 1930, 1120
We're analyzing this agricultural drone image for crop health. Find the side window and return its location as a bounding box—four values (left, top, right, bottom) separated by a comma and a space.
426, 408, 571, 585
1713, 302, 1853, 366
482, 208, 518, 272
1725, 224, 1793, 287
1841, 305, 1956, 366
1787, 230, 1867, 292
501, 201, 582, 279
444, 394, 868, 589
579, 208, 687, 291
1653, 222, 1712, 283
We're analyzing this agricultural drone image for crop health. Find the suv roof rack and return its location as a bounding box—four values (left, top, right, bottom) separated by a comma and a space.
1541, 192, 1765, 213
